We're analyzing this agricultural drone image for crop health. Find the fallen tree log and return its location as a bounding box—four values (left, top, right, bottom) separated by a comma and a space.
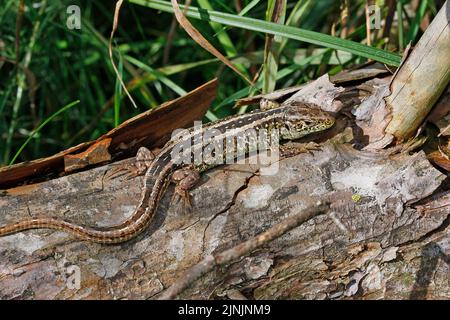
1, 0, 449, 302
0, 130, 447, 299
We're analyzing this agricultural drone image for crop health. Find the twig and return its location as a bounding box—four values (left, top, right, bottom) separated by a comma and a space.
382, 0, 396, 40
365, 2, 372, 47
163, 18, 178, 66
340, 0, 349, 39
109, 0, 138, 109
15, 0, 25, 65
158, 201, 331, 299
163, 0, 191, 66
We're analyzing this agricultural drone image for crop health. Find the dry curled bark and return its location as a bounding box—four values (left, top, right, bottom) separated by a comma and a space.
0, 132, 448, 299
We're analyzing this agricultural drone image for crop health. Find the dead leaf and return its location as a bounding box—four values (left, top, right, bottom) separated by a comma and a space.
170, 0, 252, 85
109, 0, 138, 109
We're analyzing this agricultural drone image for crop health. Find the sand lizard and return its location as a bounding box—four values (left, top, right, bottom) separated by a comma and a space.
0, 101, 334, 244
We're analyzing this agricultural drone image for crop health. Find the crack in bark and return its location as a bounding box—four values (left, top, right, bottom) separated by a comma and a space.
201, 170, 259, 254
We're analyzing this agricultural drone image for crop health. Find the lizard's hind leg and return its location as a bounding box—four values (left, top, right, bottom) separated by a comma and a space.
106, 147, 156, 181
171, 165, 201, 212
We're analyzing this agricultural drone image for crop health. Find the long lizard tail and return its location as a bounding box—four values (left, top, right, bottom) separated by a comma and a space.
0, 208, 151, 244
0, 164, 171, 244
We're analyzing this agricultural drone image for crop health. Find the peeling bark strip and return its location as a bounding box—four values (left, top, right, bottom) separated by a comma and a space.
0, 132, 447, 299
0, 79, 218, 188
385, 0, 450, 141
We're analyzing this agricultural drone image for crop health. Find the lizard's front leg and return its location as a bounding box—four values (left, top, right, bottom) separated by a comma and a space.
171, 165, 201, 210
134, 147, 157, 175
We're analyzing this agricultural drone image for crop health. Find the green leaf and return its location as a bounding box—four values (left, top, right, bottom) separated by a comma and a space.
9, 100, 80, 166
125, 55, 187, 96
397, 0, 404, 51
197, 0, 237, 56
114, 55, 123, 127
263, 0, 286, 93
196, 0, 249, 77
278, 0, 313, 54
406, 0, 428, 44
214, 51, 324, 111
130, 0, 401, 66
214, 0, 262, 36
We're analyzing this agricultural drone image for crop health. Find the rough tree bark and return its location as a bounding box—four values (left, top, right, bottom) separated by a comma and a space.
0, 121, 448, 299
1, 3, 449, 300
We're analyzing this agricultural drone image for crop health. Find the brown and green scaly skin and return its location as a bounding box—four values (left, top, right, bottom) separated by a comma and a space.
0, 102, 334, 244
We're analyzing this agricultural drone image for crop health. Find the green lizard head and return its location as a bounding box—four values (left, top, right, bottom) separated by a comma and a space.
280, 102, 335, 140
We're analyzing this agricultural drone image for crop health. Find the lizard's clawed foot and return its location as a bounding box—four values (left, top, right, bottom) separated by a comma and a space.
172, 188, 193, 212
105, 165, 131, 181
280, 142, 322, 158
171, 165, 200, 213
135, 147, 156, 175
105, 147, 156, 181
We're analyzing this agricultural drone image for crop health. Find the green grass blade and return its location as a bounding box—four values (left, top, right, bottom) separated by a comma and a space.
205, 110, 219, 121
126, 56, 220, 121
263, 0, 286, 93
278, 0, 312, 54
239, 0, 263, 17
406, 0, 428, 44
197, 0, 237, 57
397, 0, 404, 51
125, 55, 187, 96
214, 51, 323, 111
130, 0, 401, 66
196, 0, 249, 77
9, 100, 81, 166
114, 55, 123, 126
215, 0, 262, 36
